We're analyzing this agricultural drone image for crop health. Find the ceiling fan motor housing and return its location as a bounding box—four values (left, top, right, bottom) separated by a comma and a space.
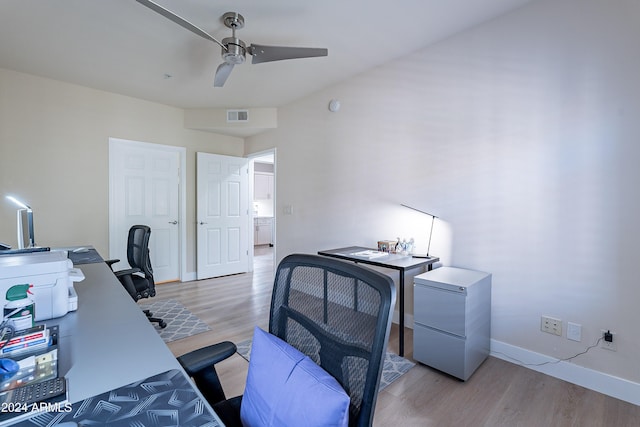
222, 37, 246, 64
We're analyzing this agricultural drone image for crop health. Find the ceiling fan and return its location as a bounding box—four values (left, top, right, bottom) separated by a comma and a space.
135, 0, 328, 87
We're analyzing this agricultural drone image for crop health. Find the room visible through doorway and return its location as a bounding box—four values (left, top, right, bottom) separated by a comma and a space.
250, 151, 275, 272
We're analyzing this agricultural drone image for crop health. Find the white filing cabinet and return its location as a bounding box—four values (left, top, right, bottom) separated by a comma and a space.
254, 217, 273, 246
413, 267, 491, 381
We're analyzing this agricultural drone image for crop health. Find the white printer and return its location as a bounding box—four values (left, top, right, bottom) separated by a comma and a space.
0, 250, 83, 321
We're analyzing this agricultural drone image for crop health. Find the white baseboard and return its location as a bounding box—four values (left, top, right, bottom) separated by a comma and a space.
491, 339, 640, 406
392, 313, 640, 406
182, 271, 197, 282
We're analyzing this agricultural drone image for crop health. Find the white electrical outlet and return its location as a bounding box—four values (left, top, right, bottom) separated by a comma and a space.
541, 316, 562, 336
601, 329, 617, 351
567, 322, 582, 341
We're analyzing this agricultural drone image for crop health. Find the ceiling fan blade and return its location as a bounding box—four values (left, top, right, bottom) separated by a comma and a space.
214, 62, 235, 87
135, 0, 226, 49
248, 44, 328, 64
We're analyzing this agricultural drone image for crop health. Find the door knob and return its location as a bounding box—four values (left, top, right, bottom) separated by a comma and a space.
168, 221, 178, 225
199, 221, 207, 225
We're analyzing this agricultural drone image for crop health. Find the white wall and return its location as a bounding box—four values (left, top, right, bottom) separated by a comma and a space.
246, 0, 640, 392
0, 68, 243, 272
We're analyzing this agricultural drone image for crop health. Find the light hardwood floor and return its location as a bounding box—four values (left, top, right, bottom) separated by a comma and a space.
156, 247, 640, 426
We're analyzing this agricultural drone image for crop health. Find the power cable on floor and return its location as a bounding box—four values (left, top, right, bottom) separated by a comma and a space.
493, 336, 604, 367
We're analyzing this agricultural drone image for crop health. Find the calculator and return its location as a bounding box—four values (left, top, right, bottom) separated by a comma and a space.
0, 377, 66, 405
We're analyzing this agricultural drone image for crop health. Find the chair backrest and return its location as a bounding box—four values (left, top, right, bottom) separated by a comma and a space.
127, 225, 154, 285
269, 254, 396, 427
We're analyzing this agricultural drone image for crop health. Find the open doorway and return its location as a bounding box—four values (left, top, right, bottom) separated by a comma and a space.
249, 150, 275, 271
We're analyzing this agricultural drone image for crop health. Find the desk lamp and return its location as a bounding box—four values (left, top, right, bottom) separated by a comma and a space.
401, 204, 437, 258
6, 196, 36, 248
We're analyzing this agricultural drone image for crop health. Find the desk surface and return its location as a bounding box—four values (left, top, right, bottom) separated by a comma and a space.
318, 246, 439, 357
6, 258, 223, 426
55, 262, 182, 402
318, 246, 439, 270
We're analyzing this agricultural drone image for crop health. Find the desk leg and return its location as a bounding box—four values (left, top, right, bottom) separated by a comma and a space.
399, 271, 405, 357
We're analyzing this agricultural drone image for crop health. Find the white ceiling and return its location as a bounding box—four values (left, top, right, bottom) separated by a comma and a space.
0, 0, 535, 111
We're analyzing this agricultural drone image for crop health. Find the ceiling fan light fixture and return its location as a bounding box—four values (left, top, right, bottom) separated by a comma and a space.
222, 37, 246, 64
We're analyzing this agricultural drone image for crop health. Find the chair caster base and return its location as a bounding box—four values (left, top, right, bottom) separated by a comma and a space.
149, 317, 167, 329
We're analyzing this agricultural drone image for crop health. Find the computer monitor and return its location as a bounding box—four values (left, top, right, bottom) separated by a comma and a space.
18, 209, 36, 249
16, 208, 35, 249
6, 196, 37, 249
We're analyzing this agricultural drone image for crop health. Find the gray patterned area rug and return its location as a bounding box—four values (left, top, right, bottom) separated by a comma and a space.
236, 338, 415, 391
139, 299, 211, 343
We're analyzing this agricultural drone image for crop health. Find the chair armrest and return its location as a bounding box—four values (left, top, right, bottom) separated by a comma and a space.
114, 268, 141, 278
104, 259, 120, 270
178, 341, 237, 376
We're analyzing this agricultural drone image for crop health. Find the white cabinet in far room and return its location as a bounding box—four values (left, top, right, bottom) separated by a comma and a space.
254, 217, 273, 246
254, 172, 274, 200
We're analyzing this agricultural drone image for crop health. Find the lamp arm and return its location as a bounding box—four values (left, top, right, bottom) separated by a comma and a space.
427, 215, 435, 256
401, 204, 438, 257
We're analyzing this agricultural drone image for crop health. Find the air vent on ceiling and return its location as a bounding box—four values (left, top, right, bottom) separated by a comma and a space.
227, 109, 249, 122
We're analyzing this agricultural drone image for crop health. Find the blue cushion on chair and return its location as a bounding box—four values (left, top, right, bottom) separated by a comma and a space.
240, 326, 350, 427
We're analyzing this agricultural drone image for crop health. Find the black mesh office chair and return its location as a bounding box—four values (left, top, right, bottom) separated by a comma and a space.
106, 225, 167, 328
178, 253, 396, 426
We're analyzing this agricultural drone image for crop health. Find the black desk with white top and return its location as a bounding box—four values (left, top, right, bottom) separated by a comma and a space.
318, 246, 439, 357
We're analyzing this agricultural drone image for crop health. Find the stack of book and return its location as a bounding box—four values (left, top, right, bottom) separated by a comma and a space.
0, 325, 59, 389
0, 325, 52, 357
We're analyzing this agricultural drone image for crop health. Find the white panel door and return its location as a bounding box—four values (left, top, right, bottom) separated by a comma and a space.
110, 140, 181, 283
197, 152, 249, 279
